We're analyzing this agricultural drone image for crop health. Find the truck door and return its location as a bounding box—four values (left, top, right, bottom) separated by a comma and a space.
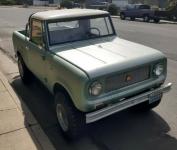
27, 19, 46, 83
139, 5, 151, 17
129, 5, 138, 17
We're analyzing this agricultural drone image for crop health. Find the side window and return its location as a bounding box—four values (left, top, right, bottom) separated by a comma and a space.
140, 5, 150, 9
31, 20, 43, 46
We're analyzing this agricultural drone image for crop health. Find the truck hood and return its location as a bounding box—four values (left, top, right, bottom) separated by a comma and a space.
51, 36, 165, 78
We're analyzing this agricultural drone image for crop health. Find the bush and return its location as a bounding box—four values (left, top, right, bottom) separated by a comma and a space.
0, 0, 25, 5
108, 4, 118, 15
0, 0, 16, 5
60, 0, 73, 9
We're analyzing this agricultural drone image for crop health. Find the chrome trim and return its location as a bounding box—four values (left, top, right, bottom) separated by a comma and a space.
86, 83, 172, 123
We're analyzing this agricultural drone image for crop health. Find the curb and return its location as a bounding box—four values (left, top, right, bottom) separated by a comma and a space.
0, 70, 55, 150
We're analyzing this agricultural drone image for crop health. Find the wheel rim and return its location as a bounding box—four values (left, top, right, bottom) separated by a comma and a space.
18, 59, 24, 78
144, 16, 149, 22
56, 104, 69, 132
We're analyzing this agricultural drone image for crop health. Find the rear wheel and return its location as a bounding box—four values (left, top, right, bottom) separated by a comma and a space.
120, 13, 126, 20
130, 17, 135, 21
55, 92, 85, 138
18, 55, 32, 84
143, 15, 150, 22
154, 18, 160, 23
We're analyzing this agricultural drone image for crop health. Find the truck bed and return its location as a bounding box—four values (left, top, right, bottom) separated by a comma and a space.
155, 10, 171, 18
12, 30, 29, 59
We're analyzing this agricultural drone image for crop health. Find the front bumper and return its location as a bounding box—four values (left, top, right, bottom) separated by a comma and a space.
86, 83, 172, 124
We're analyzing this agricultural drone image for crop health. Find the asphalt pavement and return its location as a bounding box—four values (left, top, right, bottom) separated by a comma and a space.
0, 6, 177, 150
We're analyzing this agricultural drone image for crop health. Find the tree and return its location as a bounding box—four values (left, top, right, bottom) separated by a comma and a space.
168, 0, 177, 6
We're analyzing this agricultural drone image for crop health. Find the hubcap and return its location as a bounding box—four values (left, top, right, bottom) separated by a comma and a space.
18, 59, 24, 78
56, 104, 69, 132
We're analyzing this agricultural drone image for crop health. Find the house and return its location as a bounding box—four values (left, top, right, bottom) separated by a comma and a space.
33, 0, 60, 6
112, 0, 129, 8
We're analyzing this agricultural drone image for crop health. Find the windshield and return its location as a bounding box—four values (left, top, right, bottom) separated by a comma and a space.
47, 16, 115, 45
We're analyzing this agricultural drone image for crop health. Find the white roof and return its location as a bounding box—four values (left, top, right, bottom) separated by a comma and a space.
32, 9, 109, 21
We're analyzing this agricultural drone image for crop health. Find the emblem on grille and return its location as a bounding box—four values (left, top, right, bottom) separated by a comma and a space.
125, 74, 132, 82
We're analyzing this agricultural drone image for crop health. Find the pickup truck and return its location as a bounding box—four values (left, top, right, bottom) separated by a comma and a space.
120, 4, 161, 23
13, 9, 172, 138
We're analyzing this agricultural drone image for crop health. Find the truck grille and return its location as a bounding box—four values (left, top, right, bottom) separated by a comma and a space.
105, 66, 150, 92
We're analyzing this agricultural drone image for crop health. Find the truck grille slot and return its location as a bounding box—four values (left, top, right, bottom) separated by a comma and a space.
105, 66, 150, 92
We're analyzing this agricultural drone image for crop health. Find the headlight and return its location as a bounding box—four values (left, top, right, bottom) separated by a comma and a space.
153, 64, 164, 76
89, 82, 102, 96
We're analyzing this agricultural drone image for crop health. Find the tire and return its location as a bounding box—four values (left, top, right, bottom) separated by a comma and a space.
130, 17, 135, 21
154, 18, 160, 23
18, 55, 32, 84
120, 13, 126, 20
132, 98, 161, 112
172, 15, 177, 21
55, 92, 85, 138
143, 15, 150, 22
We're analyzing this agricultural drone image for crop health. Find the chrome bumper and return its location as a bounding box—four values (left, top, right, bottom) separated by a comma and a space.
86, 83, 172, 124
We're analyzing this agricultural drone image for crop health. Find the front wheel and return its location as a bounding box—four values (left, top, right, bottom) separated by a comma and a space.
55, 92, 85, 138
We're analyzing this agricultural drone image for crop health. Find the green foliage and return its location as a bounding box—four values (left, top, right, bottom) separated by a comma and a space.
60, 0, 73, 8
0, 0, 16, 5
0, 0, 25, 5
168, 0, 177, 6
108, 4, 118, 15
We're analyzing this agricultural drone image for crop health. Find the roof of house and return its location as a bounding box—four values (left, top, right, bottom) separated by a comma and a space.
31, 9, 109, 21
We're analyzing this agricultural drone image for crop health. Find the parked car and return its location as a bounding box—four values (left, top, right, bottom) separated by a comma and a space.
13, 9, 172, 138
120, 4, 161, 23
152, 5, 177, 21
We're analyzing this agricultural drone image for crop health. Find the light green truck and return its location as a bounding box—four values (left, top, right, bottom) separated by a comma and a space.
13, 9, 172, 137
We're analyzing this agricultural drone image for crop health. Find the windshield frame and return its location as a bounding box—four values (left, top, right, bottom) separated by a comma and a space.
46, 14, 116, 46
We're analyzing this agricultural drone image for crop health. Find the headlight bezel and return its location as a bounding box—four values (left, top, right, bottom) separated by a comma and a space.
153, 64, 164, 76
89, 81, 103, 96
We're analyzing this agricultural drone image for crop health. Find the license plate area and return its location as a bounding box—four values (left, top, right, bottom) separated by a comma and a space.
149, 92, 162, 104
